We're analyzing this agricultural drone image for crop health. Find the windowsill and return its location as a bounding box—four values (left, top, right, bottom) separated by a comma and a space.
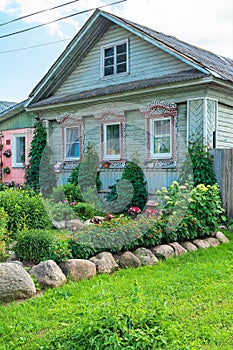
12, 164, 24, 168
100, 71, 129, 80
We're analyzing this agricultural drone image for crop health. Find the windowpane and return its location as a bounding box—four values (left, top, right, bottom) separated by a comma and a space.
116, 53, 126, 64
117, 63, 127, 74
103, 41, 128, 76
105, 57, 114, 66
105, 66, 114, 76
106, 124, 120, 156
16, 136, 25, 163
116, 43, 126, 54
153, 119, 171, 155
65, 128, 80, 158
105, 47, 114, 57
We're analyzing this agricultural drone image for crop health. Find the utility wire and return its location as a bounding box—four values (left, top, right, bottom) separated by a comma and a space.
0, 38, 70, 55
0, 0, 127, 39
0, 0, 82, 27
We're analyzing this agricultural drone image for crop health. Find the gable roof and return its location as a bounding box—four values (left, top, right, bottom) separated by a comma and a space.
0, 100, 28, 122
27, 9, 233, 107
0, 101, 16, 114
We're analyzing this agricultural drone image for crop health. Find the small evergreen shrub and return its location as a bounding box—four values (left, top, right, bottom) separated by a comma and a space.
106, 161, 148, 213
73, 202, 95, 220
14, 230, 56, 263
45, 200, 76, 221
0, 188, 51, 234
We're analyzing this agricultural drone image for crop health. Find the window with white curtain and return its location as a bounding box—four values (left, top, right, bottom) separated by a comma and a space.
104, 123, 121, 159
12, 134, 25, 167
150, 117, 172, 158
65, 127, 80, 159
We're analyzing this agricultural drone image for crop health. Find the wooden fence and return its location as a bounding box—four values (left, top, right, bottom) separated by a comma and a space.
211, 149, 233, 217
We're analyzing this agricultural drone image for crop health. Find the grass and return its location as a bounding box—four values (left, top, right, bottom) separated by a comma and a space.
0, 230, 233, 349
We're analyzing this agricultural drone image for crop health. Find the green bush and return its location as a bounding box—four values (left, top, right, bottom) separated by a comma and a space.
45, 239, 72, 263
0, 208, 9, 261
179, 138, 216, 186
45, 200, 76, 221
106, 161, 148, 213
155, 181, 224, 243
73, 202, 95, 220
0, 188, 51, 234
69, 215, 160, 259
14, 230, 56, 263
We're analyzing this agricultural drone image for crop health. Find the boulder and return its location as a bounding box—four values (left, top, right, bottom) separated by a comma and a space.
118, 251, 141, 268
192, 239, 210, 249
89, 252, 118, 274
30, 260, 67, 288
151, 245, 174, 259
169, 242, 187, 256
59, 259, 96, 281
52, 219, 85, 231
0, 262, 36, 301
180, 241, 198, 252
204, 237, 220, 247
134, 247, 159, 265
215, 231, 230, 243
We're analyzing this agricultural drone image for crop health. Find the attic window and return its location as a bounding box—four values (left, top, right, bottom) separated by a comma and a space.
101, 39, 129, 77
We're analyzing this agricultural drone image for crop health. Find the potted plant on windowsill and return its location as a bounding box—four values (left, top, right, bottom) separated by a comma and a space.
101, 161, 110, 169
3, 166, 10, 174
3, 149, 11, 158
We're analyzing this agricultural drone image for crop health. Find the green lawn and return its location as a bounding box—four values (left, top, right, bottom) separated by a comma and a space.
1, 231, 233, 350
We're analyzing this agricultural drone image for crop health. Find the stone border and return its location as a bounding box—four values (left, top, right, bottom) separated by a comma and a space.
0, 231, 230, 302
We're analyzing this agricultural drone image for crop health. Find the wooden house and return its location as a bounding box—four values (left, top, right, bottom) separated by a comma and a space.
0, 101, 35, 183
2, 10, 233, 196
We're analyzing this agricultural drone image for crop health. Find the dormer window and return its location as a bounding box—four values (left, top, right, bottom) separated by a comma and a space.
101, 39, 129, 77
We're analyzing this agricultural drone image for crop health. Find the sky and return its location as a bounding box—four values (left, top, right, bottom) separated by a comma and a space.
0, 0, 232, 103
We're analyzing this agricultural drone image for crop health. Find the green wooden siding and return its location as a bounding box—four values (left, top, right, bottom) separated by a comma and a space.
217, 104, 233, 148
54, 24, 190, 97
0, 111, 35, 130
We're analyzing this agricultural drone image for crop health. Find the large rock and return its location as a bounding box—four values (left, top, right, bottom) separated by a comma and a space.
0, 262, 36, 301
89, 252, 118, 274
204, 237, 220, 247
30, 260, 67, 288
118, 251, 141, 268
59, 259, 96, 281
151, 245, 174, 259
169, 242, 187, 256
53, 219, 85, 231
192, 239, 210, 249
215, 231, 230, 243
180, 241, 198, 252
134, 247, 159, 265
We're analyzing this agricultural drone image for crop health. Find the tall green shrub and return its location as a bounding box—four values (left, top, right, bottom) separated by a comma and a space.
39, 145, 57, 197
179, 138, 216, 186
107, 161, 148, 213
25, 121, 47, 191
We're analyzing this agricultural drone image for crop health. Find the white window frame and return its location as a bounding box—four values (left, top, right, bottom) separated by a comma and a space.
150, 117, 172, 159
64, 127, 81, 160
101, 39, 129, 78
12, 134, 25, 167
103, 122, 121, 160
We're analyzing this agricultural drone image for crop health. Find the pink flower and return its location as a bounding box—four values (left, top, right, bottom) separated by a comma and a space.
70, 201, 76, 206
128, 206, 141, 215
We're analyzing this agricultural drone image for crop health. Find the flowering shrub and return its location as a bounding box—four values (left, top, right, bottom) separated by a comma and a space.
128, 206, 141, 218
69, 215, 161, 259
155, 182, 224, 243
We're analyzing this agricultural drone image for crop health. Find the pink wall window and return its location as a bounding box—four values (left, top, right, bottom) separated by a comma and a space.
1, 128, 34, 184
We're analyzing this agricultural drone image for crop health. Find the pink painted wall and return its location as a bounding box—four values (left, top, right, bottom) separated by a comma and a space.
1, 128, 34, 184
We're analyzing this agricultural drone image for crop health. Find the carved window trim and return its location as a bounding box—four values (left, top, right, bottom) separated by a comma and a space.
57, 113, 83, 161
140, 101, 177, 162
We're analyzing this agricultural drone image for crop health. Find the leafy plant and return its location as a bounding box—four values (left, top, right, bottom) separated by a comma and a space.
14, 230, 56, 263
0, 188, 51, 235
39, 145, 57, 197
25, 121, 47, 192
179, 137, 216, 186
45, 200, 76, 222
73, 202, 95, 220
106, 161, 148, 213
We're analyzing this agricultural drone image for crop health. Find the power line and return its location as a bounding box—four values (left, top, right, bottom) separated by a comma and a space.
0, 38, 70, 55
0, 0, 82, 27
0, 0, 127, 39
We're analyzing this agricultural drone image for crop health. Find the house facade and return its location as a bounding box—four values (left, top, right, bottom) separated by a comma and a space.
2, 10, 233, 196
0, 101, 35, 184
